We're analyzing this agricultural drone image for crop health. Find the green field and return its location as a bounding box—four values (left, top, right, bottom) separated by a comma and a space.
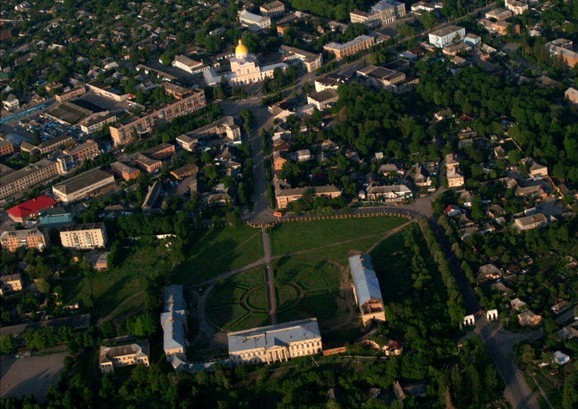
173, 225, 263, 284
270, 217, 407, 264
206, 268, 270, 331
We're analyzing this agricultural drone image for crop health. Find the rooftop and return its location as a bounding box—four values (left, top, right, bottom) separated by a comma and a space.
7, 195, 57, 219
52, 168, 114, 195
348, 254, 383, 306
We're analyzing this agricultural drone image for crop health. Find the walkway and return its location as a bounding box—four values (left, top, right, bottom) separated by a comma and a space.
262, 227, 277, 324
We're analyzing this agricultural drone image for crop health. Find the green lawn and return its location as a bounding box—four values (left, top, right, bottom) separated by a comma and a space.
206, 268, 270, 331
173, 225, 263, 285
270, 217, 407, 264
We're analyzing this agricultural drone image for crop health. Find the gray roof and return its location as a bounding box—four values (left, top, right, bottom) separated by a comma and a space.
228, 318, 321, 354
53, 168, 114, 195
161, 285, 187, 354
349, 254, 383, 306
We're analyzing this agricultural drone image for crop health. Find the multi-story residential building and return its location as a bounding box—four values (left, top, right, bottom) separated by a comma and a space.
0, 159, 62, 201
79, 113, 117, 134
505, 0, 528, 15
0, 273, 23, 294
161, 285, 187, 363
110, 161, 141, 181
99, 340, 150, 373
60, 223, 108, 249
260, 0, 285, 17
172, 55, 208, 75
0, 229, 47, 252
279, 45, 323, 72
55, 86, 87, 103
546, 39, 578, 68
7, 195, 57, 223
276, 185, 342, 209
324, 35, 376, 60
52, 168, 115, 203
428, 25, 466, 48
566, 87, 578, 105
349, 254, 386, 326
350, 0, 406, 26
238, 10, 271, 30
0, 139, 15, 157
109, 90, 206, 147
228, 319, 323, 364
62, 140, 100, 165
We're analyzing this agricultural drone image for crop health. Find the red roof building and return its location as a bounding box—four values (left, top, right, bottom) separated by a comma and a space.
7, 195, 57, 223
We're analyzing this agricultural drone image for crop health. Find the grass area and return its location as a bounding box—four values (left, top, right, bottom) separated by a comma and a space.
270, 217, 407, 264
173, 225, 263, 285
274, 256, 342, 324
206, 268, 270, 331
63, 242, 173, 320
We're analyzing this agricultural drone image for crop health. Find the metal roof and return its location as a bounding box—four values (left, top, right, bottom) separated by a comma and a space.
349, 254, 383, 306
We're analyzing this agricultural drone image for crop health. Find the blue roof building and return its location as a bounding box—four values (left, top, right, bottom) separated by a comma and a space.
348, 254, 386, 326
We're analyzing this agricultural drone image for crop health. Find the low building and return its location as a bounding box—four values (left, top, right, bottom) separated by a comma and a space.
518, 310, 542, 327
357, 65, 406, 90
565, 87, 578, 105
52, 168, 115, 203
79, 113, 117, 134
176, 134, 198, 152
0, 273, 23, 293
38, 207, 74, 227
170, 163, 198, 180
238, 10, 271, 30
87, 82, 131, 102
276, 185, 342, 209
172, 55, 208, 74
485, 8, 513, 20
545, 39, 578, 68
260, 0, 285, 17
134, 154, 162, 173
428, 25, 466, 48
279, 45, 323, 72
447, 167, 465, 187
514, 213, 547, 231
505, 0, 528, 15
324, 35, 376, 60
60, 223, 108, 250
2, 94, 20, 111
553, 351, 570, 366
110, 161, 141, 181
63, 140, 100, 165
228, 318, 322, 364
0, 229, 47, 252
480, 19, 509, 36
161, 285, 187, 362
99, 340, 150, 373
464, 33, 482, 47
365, 184, 412, 202
307, 89, 339, 111
188, 116, 241, 142
477, 264, 502, 283
142, 143, 176, 160
7, 195, 57, 223
349, 254, 386, 326
55, 86, 87, 103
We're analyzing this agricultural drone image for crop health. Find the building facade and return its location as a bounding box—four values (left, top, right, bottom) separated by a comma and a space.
0, 229, 47, 252
350, 0, 406, 26
324, 35, 376, 60
276, 185, 342, 209
0, 273, 23, 293
109, 90, 206, 147
228, 319, 322, 364
161, 285, 188, 362
279, 45, 323, 72
0, 140, 15, 157
60, 223, 108, 249
63, 140, 100, 165
55, 86, 87, 103
227, 40, 287, 85
110, 161, 141, 181
99, 340, 150, 373
0, 159, 62, 201
238, 10, 271, 29
428, 25, 466, 48
260, 0, 285, 17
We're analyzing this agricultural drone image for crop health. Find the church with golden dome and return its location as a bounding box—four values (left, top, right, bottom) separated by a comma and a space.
226, 39, 287, 85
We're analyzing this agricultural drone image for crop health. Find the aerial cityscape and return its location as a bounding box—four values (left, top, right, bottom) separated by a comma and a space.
0, 0, 577, 407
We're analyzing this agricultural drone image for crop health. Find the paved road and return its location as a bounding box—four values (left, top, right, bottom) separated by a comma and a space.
261, 228, 278, 324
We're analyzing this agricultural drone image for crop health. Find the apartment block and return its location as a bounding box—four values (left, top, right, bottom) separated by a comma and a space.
109, 90, 206, 147
0, 229, 47, 252
324, 35, 376, 60
60, 223, 108, 249
0, 140, 15, 157
99, 340, 150, 373
0, 159, 61, 201
228, 319, 322, 364
52, 168, 115, 203
63, 140, 100, 165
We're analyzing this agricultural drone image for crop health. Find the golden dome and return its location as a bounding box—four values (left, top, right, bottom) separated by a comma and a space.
235, 39, 249, 59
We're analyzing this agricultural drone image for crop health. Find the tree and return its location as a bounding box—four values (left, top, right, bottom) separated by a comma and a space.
0, 334, 16, 355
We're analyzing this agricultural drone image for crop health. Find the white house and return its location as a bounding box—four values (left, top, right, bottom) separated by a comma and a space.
428, 25, 466, 48
239, 10, 271, 30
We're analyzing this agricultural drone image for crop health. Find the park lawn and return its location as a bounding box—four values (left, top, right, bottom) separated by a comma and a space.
270, 216, 407, 258
64, 242, 173, 320
173, 225, 263, 285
